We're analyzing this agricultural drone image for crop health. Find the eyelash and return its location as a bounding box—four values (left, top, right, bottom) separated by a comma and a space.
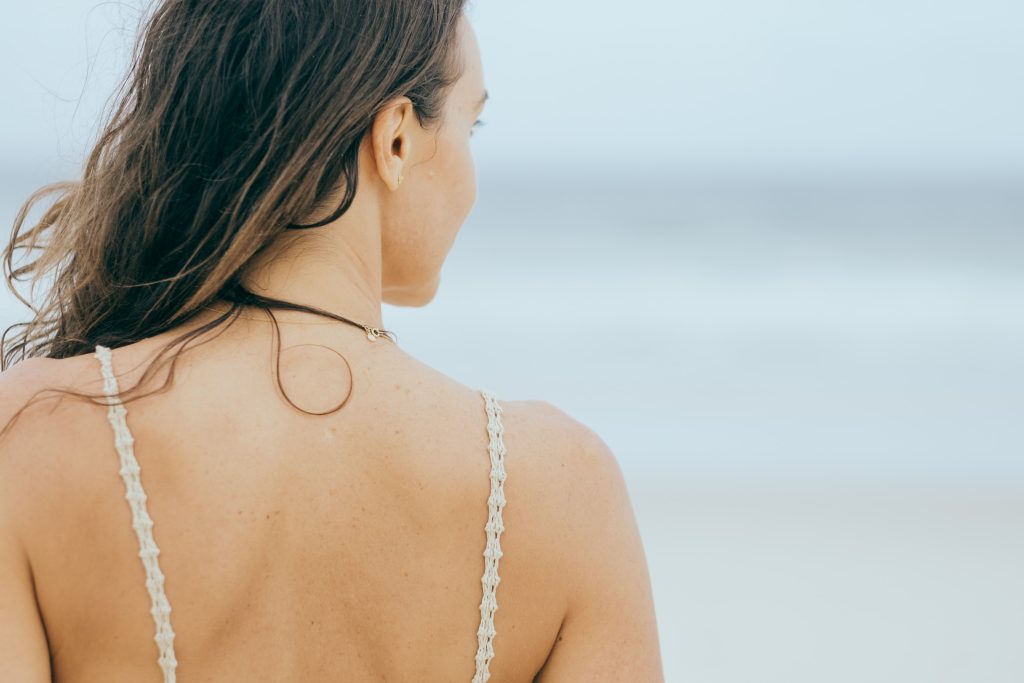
471, 119, 487, 136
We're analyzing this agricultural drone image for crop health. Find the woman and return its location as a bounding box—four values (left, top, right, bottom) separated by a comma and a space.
0, 2, 663, 681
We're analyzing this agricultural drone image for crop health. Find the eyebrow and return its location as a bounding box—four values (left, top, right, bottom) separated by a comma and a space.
477, 89, 489, 109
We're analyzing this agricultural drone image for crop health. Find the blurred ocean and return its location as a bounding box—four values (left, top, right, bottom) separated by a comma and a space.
396, 170, 1024, 485
4, 168, 1021, 680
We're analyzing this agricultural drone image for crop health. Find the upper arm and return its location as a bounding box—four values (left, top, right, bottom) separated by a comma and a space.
0, 357, 54, 680
0, 499, 52, 681
532, 403, 664, 682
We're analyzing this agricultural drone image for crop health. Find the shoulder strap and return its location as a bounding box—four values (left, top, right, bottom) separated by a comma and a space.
93, 344, 179, 683
473, 389, 508, 682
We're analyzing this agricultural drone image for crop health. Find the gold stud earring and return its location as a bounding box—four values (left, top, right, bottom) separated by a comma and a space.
397, 173, 404, 188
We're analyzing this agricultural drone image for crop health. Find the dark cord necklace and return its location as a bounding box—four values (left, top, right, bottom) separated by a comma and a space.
203, 303, 397, 344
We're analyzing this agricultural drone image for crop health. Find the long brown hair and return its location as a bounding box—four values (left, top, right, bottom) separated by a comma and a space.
1, 0, 469, 433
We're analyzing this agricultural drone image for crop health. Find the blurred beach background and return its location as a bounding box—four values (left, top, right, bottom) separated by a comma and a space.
2, 1, 1022, 680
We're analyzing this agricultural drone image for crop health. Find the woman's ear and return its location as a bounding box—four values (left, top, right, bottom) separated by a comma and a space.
369, 97, 416, 191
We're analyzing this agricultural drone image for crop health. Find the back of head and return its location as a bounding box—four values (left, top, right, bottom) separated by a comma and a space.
3, 0, 468, 366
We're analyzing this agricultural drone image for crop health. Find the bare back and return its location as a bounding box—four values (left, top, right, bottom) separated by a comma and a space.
0, 319, 581, 681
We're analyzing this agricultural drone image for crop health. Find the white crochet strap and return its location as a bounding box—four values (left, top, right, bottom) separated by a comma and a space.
94, 345, 178, 683
473, 389, 508, 683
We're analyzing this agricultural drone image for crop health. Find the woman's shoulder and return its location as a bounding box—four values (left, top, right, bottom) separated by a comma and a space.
492, 396, 632, 548
501, 398, 623, 477
0, 350, 108, 443
0, 349, 116, 548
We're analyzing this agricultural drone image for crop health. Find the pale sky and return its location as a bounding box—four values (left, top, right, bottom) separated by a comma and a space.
2, 0, 1022, 178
